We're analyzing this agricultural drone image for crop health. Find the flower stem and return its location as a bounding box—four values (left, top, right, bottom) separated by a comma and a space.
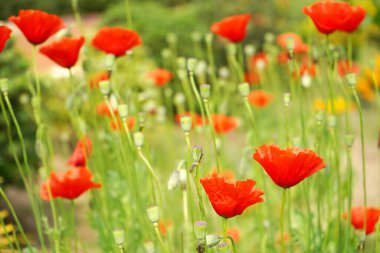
280, 188, 287, 253
203, 99, 221, 172
351, 87, 367, 234
71, 0, 84, 35
154, 224, 168, 253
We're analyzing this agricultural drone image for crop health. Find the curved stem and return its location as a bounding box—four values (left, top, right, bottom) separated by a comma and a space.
154, 224, 168, 253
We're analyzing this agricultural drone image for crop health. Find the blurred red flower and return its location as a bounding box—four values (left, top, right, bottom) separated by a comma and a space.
96, 101, 118, 117
303, 1, 365, 35
277, 33, 308, 54
200, 173, 264, 218
350, 207, 380, 235
211, 114, 238, 134
244, 71, 261, 85
211, 14, 251, 43
146, 68, 173, 87
299, 62, 317, 78
91, 27, 142, 57
253, 144, 325, 188
67, 136, 92, 167
9, 10, 64, 45
175, 112, 203, 128
337, 60, 359, 77
40, 166, 101, 200
110, 118, 135, 131
89, 72, 109, 89
248, 90, 273, 108
39, 37, 85, 69
250, 52, 268, 71
0, 26, 12, 53
226, 227, 241, 243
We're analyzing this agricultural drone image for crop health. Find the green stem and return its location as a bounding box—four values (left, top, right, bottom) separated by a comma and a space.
203, 99, 221, 172
352, 88, 367, 233
71, 201, 78, 253
154, 224, 168, 253
280, 188, 287, 253
71, 0, 84, 35
124, 0, 133, 28
223, 218, 228, 239
0, 187, 32, 251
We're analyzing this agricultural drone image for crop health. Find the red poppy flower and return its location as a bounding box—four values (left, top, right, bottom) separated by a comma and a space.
277, 33, 309, 54
96, 101, 118, 117
248, 90, 273, 108
299, 62, 317, 78
200, 173, 264, 218
89, 72, 109, 89
40, 166, 101, 200
39, 37, 85, 69
91, 27, 142, 57
303, 1, 351, 35
110, 118, 135, 131
211, 14, 251, 43
67, 136, 92, 167
175, 112, 203, 128
350, 206, 380, 235
277, 51, 290, 65
303, 1, 365, 35
211, 114, 238, 134
0, 26, 12, 54
146, 68, 173, 87
337, 60, 359, 77
9, 10, 64, 45
244, 71, 261, 85
253, 144, 326, 188
341, 6, 366, 33
250, 52, 268, 71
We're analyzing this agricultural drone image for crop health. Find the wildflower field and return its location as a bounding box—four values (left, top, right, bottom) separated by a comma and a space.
1, 0, 380, 252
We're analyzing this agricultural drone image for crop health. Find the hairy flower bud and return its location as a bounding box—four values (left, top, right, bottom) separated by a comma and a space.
238, 82, 250, 97
200, 84, 211, 99
134, 132, 144, 148
113, 229, 125, 246
118, 104, 129, 119
146, 206, 160, 225
194, 221, 207, 240
181, 116, 192, 132
99, 80, 111, 96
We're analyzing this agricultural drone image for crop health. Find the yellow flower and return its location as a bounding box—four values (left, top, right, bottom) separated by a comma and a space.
313, 97, 354, 114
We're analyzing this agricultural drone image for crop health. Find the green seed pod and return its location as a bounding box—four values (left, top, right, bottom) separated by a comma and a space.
238, 82, 250, 97
200, 84, 211, 99
146, 206, 160, 224
180, 115, 192, 132
118, 104, 129, 119
113, 228, 125, 246
194, 221, 207, 240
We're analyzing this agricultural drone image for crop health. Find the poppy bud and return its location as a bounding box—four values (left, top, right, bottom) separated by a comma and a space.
177, 57, 186, 69
161, 48, 171, 59
146, 206, 160, 225
264, 33, 275, 43
238, 83, 250, 97
180, 115, 192, 132
177, 69, 187, 81
205, 33, 213, 45
134, 132, 144, 148
291, 137, 301, 147
345, 73, 357, 87
200, 84, 211, 99
216, 241, 230, 252
244, 44, 255, 57
105, 54, 115, 71
166, 33, 177, 45
301, 74, 312, 88
206, 234, 221, 248
283, 92, 291, 107
345, 134, 355, 148
118, 104, 129, 119
327, 115, 336, 128
192, 32, 202, 43
196, 61, 208, 76
192, 145, 204, 163
168, 170, 179, 190
174, 92, 185, 106
194, 221, 208, 240
0, 78, 8, 93
144, 241, 155, 253
113, 228, 125, 246
219, 67, 230, 79
99, 80, 111, 96
187, 58, 197, 72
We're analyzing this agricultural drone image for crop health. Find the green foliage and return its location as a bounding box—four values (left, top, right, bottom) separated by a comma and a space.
0, 39, 38, 185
